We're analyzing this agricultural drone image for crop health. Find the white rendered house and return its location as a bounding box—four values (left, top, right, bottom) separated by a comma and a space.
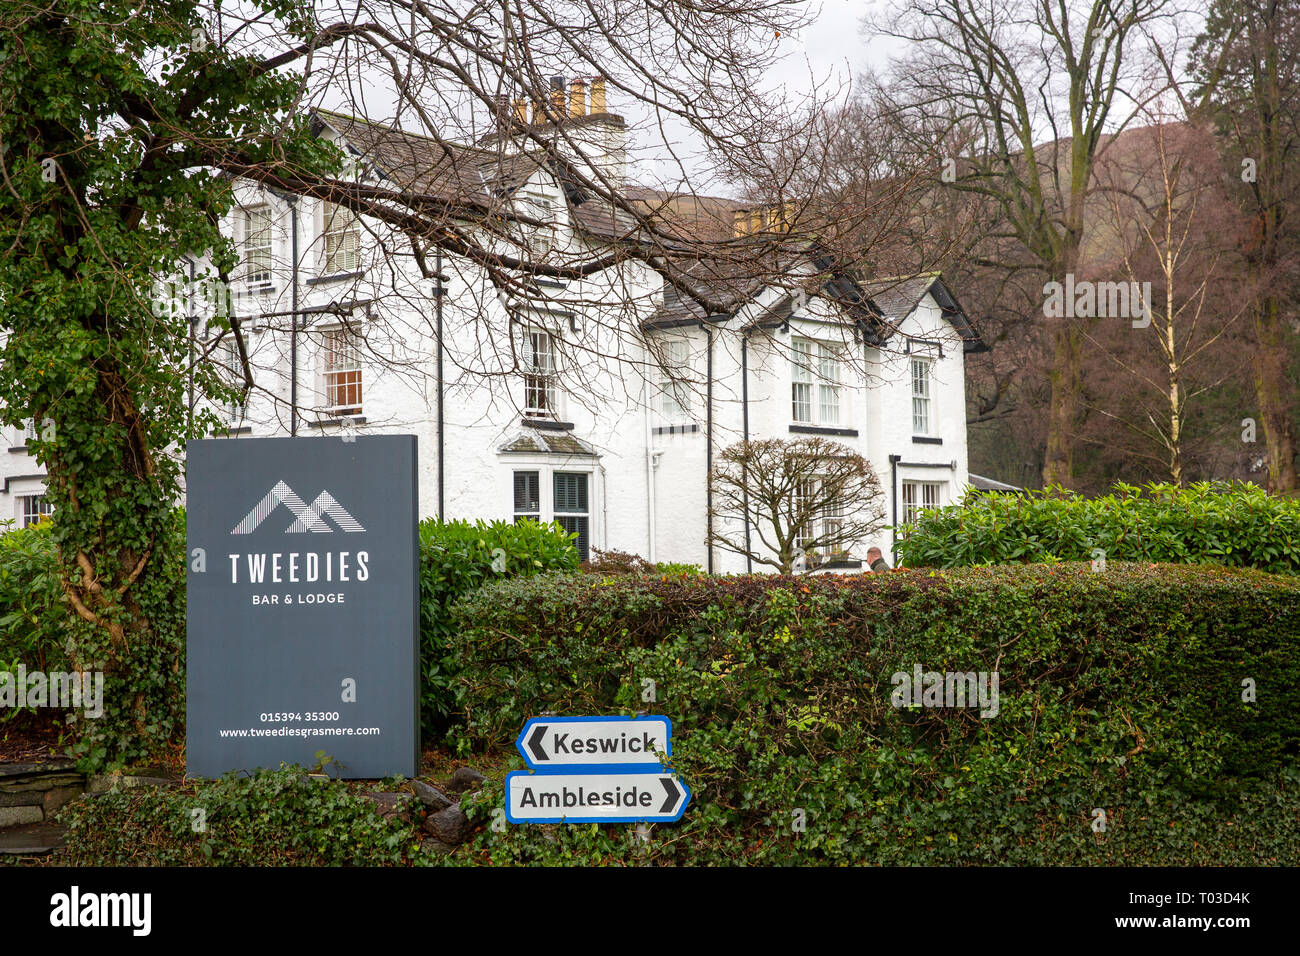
1, 84, 987, 570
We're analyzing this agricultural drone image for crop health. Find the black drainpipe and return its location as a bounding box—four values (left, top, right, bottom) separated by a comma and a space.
435, 248, 445, 518
741, 331, 752, 573
889, 453, 901, 563
187, 257, 196, 430
289, 196, 300, 436
703, 320, 714, 575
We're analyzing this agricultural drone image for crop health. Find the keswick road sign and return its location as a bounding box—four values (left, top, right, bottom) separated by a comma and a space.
515, 715, 672, 770
505, 770, 691, 824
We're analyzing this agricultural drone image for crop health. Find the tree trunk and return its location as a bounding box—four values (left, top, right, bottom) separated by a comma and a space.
1043, 322, 1082, 487
1252, 294, 1299, 493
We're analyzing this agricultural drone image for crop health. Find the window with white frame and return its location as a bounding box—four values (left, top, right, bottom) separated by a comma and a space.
792, 338, 842, 426
322, 326, 363, 416
794, 477, 848, 561
513, 471, 540, 523
658, 339, 692, 422
220, 339, 248, 423
322, 202, 361, 274
911, 357, 932, 435
793, 477, 818, 555
522, 328, 558, 417
20, 494, 52, 527
242, 206, 273, 288
553, 472, 590, 562
901, 480, 943, 525
520, 192, 557, 257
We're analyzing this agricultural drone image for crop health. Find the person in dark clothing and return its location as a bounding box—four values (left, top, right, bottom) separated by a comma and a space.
867, 547, 891, 572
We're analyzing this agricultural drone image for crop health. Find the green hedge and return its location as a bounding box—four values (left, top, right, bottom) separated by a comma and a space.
418, 518, 578, 737
0, 515, 185, 769
448, 564, 1300, 865
898, 481, 1300, 573
55, 768, 431, 866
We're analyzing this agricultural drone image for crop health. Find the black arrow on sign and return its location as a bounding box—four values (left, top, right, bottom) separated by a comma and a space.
659, 777, 681, 814
527, 725, 548, 762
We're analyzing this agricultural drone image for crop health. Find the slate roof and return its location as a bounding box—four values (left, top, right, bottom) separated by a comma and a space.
859, 273, 988, 354
312, 109, 546, 209
497, 429, 599, 456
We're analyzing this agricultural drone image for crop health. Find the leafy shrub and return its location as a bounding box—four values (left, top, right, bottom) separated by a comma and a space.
57, 767, 431, 866
0, 513, 185, 771
448, 564, 1300, 865
0, 522, 80, 682
898, 481, 1300, 573
580, 548, 656, 574
418, 518, 578, 737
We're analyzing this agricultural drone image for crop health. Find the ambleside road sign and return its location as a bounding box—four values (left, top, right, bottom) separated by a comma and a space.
185, 436, 419, 779
505, 770, 691, 824
515, 715, 672, 770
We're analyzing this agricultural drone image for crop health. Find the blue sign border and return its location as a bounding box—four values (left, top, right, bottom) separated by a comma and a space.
504, 768, 691, 825
514, 715, 674, 772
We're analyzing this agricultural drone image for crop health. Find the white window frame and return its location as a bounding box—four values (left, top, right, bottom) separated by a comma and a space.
792, 337, 843, 426
322, 202, 361, 275
513, 470, 541, 523
794, 477, 849, 561
657, 338, 692, 423
321, 324, 363, 416
19, 493, 52, 528
522, 327, 559, 418
508, 465, 595, 563
552, 471, 591, 563
901, 480, 944, 525
911, 356, 933, 436
220, 338, 248, 424
242, 205, 273, 290
520, 191, 558, 257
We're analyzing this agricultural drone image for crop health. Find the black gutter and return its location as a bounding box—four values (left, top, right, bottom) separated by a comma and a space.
436, 248, 445, 518
741, 331, 752, 573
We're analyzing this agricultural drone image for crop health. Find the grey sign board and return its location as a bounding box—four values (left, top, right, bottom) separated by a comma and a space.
186, 436, 419, 779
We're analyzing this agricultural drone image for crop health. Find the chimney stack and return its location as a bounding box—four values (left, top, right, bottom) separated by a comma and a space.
569, 77, 587, 117
589, 76, 606, 114
549, 75, 565, 119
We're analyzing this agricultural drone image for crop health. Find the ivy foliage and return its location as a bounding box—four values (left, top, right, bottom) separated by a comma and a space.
56, 767, 433, 866
0, 2, 344, 766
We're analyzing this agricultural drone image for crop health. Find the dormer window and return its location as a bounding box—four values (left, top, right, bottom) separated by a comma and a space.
323, 202, 360, 274
911, 357, 932, 435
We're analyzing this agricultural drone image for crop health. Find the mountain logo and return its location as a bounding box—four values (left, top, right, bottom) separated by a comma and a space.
231, 480, 366, 534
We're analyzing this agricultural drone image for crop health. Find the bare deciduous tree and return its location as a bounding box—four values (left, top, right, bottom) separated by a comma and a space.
708, 437, 885, 573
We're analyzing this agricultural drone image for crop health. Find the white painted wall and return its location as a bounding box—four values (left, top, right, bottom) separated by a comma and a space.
0, 122, 977, 570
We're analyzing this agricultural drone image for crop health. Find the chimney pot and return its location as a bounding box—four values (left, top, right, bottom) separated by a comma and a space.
569, 77, 587, 117
589, 76, 607, 114
550, 75, 566, 119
